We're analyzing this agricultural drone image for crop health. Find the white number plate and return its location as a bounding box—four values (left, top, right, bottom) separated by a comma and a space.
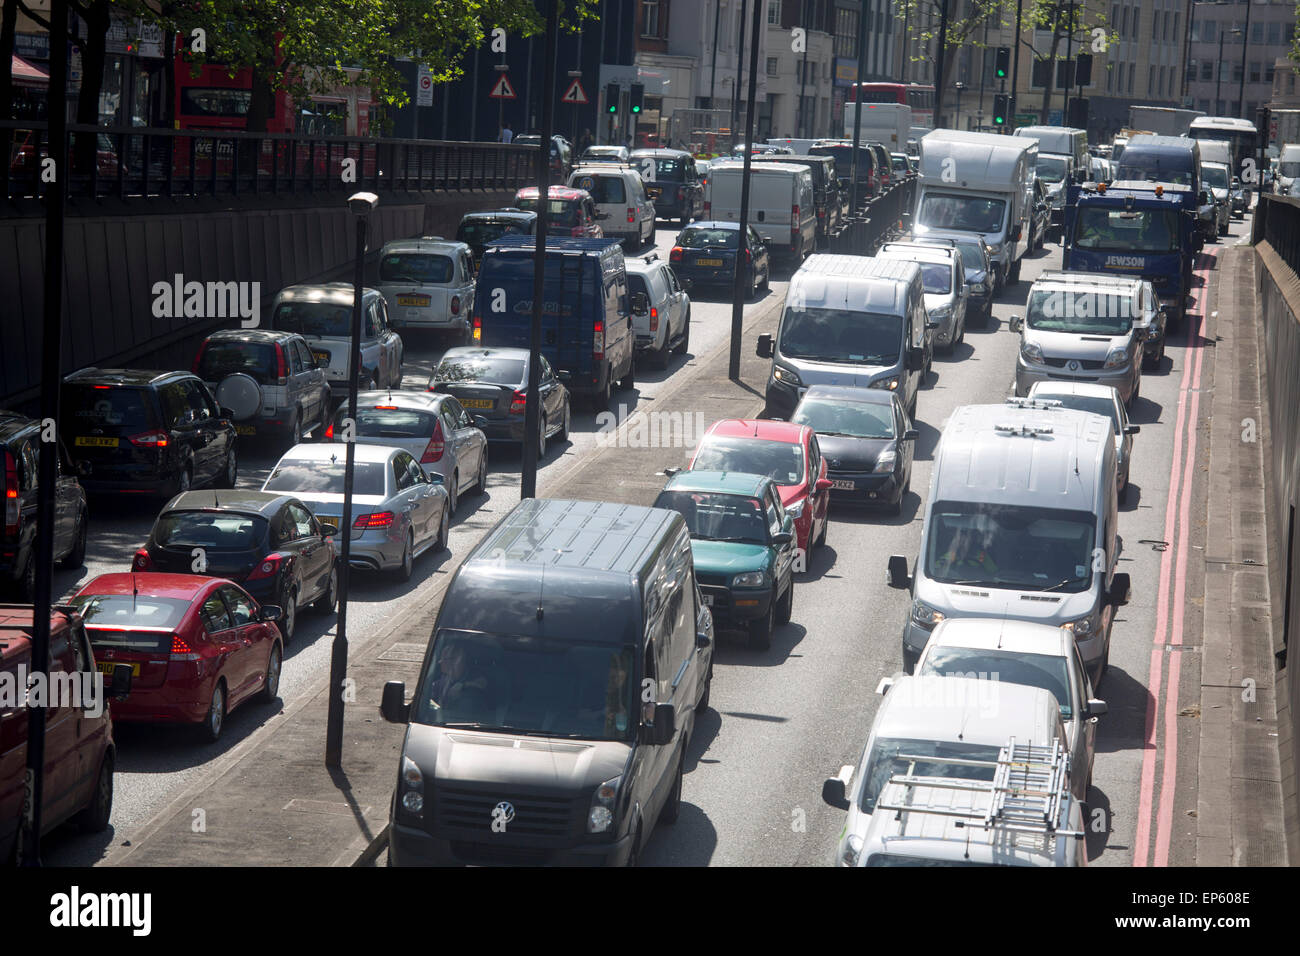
832, 479, 855, 491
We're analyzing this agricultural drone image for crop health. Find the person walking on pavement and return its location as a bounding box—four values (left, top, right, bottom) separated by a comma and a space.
500, 120, 514, 144
577, 128, 594, 156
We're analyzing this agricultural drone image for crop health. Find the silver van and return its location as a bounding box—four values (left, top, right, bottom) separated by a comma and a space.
886, 398, 1131, 685
756, 255, 928, 420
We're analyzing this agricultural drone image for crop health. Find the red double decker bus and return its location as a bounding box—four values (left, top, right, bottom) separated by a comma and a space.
847, 83, 935, 129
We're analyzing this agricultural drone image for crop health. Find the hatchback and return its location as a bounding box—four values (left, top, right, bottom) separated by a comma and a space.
669, 221, 770, 299
512, 185, 605, 238
911, 234, 994, 326
70, 573, 284, 743
132, 490, 338, 643
625, 252, 691, 368
376, 238, 477, 340
875, 242, 968, 352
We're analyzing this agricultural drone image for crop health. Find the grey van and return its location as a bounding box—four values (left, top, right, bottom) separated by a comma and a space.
382, 498, 714, 866
756, 255, 929, 420
886, 399, 1131, 686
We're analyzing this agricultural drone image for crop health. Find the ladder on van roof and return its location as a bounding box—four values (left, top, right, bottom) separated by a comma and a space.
876, 737, 1084, 841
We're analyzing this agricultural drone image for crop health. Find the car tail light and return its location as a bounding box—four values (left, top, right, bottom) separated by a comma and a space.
354, 511, 395, 529
132, 549, 151, 571
275, 342, 289, 385
677, 186, 686, 200
510, 390, 527, 415
4, 450, 19, 535
649, 307, 659, 332
745, 248, 752, 264
324, 421, 335, 440
247, 553, 286, 582
473, 315, 482, 343
627, 207, 635, 223
421, 419, 446, 462
670, 246, 683, 263
450, 295, 461, 315
571, 226, 584, 237
593, 319, 605, 361
128, 429, 169, 448
792, 204, 799, 229
171, 634, 200, 661
192, 340, 208, 374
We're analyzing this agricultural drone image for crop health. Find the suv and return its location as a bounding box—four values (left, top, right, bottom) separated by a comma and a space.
454, 208, 537, 267
513, 133, 571, 179
567, 164, 656, 249
375, 237, 477, 339
61, 369, 239, 497
629, 148, 705, 227
625, 251, 691, 368
268, 283, 404, 395
1, 411, 89, 599
0, 604, 131, 863
911, 234, 994, 326
193, 329, 331, 447
865, 143, 893, 190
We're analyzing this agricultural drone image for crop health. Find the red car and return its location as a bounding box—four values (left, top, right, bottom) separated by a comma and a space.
688, 419, 831, 559
68, 573, 284, 743
513, 185, 605, 238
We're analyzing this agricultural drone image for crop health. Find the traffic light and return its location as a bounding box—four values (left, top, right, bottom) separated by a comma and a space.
1075, 53, 1093, 88
606, 83, 620, 113
993, 94, 1009, 126
995, 47, 1010, 80
629, 83, 644, 114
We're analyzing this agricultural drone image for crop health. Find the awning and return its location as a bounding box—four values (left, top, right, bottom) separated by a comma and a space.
12, 54, 49, 88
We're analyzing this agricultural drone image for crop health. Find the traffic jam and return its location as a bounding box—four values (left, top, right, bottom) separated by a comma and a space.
3, 97, 1255, 868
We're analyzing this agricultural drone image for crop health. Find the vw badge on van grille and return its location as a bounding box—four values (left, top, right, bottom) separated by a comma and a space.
493, 801, 516, 824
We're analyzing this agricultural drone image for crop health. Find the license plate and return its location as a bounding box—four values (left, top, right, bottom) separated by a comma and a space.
696, 258, 723, 267
461, 399, 494, 409
832, 479, 856, 491
75, 436, 118, 448
647, 187, 661, 198
312, 351, 330, 366
700, 594, 713, 606
236, 424, 256, 436
97, 660, 139, 677
396, 295, 430, 307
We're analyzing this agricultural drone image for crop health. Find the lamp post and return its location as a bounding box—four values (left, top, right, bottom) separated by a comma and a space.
710, 0, 723, 109
1237, 0, 1253, 118
954, 82, 966, 130
730, 0, 763, 380
325, 190, 379, 768
731, 0, 749, 151
1215, 28, 1242, 112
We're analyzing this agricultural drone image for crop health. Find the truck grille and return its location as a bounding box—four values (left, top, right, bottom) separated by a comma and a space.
435, 785, 579, 838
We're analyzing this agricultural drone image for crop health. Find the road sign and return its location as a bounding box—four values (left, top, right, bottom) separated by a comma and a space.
417, 66, 433, 107
562, 78, 588, 105
489, 74, 517, 100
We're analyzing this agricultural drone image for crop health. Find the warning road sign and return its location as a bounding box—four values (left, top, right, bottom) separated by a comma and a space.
561, 78, 588, 105
489, 74, 517, 100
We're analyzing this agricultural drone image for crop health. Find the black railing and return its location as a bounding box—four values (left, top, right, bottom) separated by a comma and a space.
829, 176, 916, 255
1254, 193, 1300, 275
1, 121, 538, 201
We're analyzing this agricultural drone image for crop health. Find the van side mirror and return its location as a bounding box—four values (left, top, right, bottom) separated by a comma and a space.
648, 702, 676, 745
822, 766, 853, 810
1108, 572, 1131, 607
381, 680, 410, 724
1087, 698, 1109, 717
756, 333, 774, 359
902, 428, 919, 441
887, 554, 911, 589
906, 347, 925, 372
1009, 315, 1024, 332
108, 662, 133, 701
1199, 190, 1211, 205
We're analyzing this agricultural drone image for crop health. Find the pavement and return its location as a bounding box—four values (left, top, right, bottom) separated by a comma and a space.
103, 283, 784, 867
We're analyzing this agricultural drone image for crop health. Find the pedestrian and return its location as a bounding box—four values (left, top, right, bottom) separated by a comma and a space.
577, 127, 594, 156
500, 120, 513, 144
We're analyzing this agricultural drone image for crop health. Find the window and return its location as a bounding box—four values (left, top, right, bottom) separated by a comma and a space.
1252, 21, 1264, 44
158, 382, 189, 428
767, 0, 781, 25
201, 594, 233, 633
1203, 20, 1216, 42
1128, 64, 1135, 93
1152, 10, 1159, 40
288, 502, 315, 539
293, 339, 315, 371
1232, 62, 1243, 83
1148, 65, 1155, 93
220, 586, 256, 627
1268, 22, 1281, 44
1120, 7, 1129, 35
767, 57, 779, 76
641, 0, 662, 37
394, 455, 416, 490
1201, 61, 1213, 82
1111, 3, 1119, 34
1267, 62, 1276, 83
1171, 13, 1179, 41
1250, 61, 1261, 84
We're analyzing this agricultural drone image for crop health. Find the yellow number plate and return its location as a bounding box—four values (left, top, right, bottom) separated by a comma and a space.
461, 399, 494, 409
236, 424, 256, 436
97, 660, 140, 676
312, 351, 330, 365
75, 436, 118, 448
396, 295, 430, 307
696, 258, 723, 267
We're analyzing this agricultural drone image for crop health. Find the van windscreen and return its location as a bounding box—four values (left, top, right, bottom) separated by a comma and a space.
1036, 155, 1068, 183
858, 738, 1002, 814
923, 500, 1097, 593
917, 193, 1006, 233
779, 307, 902, 366
414, 630, 637, 741
1026, 287, 1135, 335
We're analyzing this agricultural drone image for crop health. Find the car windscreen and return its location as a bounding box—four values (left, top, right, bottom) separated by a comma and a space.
1036, 155, 1068, 183
196, 340, 277, 385
692, 436, 806, 485
413, 629, 637, 741
1071, 207, 1180, 254
62, 385, 155, 433
379, 253, 454, 284
778, 306, 902, 366
262, 460, 387, 496
923, 500, 1097, 593
433, 356, 527, 385
792, 397, 896, 439
1036, 394, 1120, 433
514, 197, 580, 226
153, 511, 267, 550
919, 648, 1074, 719
680, 227, 739, 249
271, 302, 353, 337
917, 193, 1007, 233
457, 219, 532, 248
1200, 165, 1230, 189
653, 490, 769, 545
858, 738, 1002, 814
334, 404, 438, 438
68, 594, 192, 630
572, 174, 626, 204
1026, 287, 1135, 335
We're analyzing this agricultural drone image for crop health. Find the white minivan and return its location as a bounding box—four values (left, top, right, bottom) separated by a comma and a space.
567, 164, 656, 249
705, 160, 817, 263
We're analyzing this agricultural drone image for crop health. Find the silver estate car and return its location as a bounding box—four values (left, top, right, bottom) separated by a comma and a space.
874, 241, 968, 352
261, 443, 449, 581
1027, 381, 1140, 499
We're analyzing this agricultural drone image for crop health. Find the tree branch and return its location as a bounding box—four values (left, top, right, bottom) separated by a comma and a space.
14, 0, 49, 31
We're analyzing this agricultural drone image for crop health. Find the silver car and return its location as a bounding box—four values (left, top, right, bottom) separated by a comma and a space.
328, 390, 488, 515
1027, 381, 1139, 499
261, 443, 449, 581
375, 238, 477, 340
875, 241, 968, 352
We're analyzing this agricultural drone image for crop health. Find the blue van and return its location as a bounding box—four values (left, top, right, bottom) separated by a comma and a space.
1114, 135, 1216, 241
473, 236, 636, 411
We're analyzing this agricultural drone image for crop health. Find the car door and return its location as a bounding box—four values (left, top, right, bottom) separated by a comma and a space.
218, 584, 266, 706
199, 589, 243, 707
52, 438, 77, 558
42, 625, 82, 827
892, 395, 914, 478
657, 265, 680, 339
765, 485, 795, 590
438, 399, 475, 492
1072, 643, 1098, 782
538, 356, 562, 431
806, 433, 829, 540
285, 338, 310, 426
299, 337, 331, 424
287, 501, 330, 603
189, 378, 231, 484
390, 452, 429, 543
377, 297, 402, 383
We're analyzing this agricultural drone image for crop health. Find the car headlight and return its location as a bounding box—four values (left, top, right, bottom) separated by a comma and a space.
1103, 346, 1129, 369
588, 774, 621, 833
732, 570, 767, 588
772, 364, 802, 387
1020, 340, 1044, 364
911, 599, 944, 629
399, 755, 424, 815
785, 498, 806, 519
1061, 615, 1096, 638
869, 376, 900, 391
874, 450, 897, 473
840, 833, 863, 867
987, 242, 1004, 256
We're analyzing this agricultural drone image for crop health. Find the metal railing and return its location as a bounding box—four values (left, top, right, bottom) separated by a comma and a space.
1, 121, 538, 201
828, 175, 916, 256
1254, 193, 1300, 275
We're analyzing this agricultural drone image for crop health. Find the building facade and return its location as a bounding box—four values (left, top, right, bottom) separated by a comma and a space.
1186, 0, 1295, 121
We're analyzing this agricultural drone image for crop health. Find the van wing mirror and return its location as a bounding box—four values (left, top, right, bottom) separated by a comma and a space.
380, 680, 410, 724
1087, 698, 1109, 717
649, 702, 676, 745
1009, 315, 1023, 332
906, 346, 925, 372
108, 662, 133, 701
887, 554, 911, 589
822, 766, 853, 810
1108, 572, 1131, 607
756, 333, 774, 359
902, 428, 919, 441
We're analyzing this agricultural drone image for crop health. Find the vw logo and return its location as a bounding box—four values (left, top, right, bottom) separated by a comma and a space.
829, 459, 841, 468
1066, 359, 1081, 372
493, 801, 516, 823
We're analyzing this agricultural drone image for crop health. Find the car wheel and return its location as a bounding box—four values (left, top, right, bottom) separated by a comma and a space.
748, 272, 757, 300
659, 750, 685, 825
284, 408, 302, 447
748, 602, 774, 650
593, 373, 612, 412
775, 579, 793, 624
277, 584, 296, 642
60, 509, 88, 569
620, 360, 635, 391
313, 564, 338, 614
74, 752, 113, 832
200, 682, 227, 743
435, 503, 449, 552
447, 471, 459, 516
558, 400, 571, 442
473, 447, 489, 495
814, 512, 827, 549
1008, 257, 1022, 285
761, 268, 770, 292
397, 531, 414, 582
699, 657, 714, 711
673, 308, 691, 355
257, 643, 282, 704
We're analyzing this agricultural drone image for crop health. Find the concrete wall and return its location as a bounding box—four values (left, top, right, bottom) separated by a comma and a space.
0, 190, 517, 412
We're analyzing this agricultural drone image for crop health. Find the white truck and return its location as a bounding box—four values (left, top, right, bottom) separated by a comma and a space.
1128, 106, 1205, 138
913, 129, 1037, 288
842, 102, 912, 150
1277, 143, 1300, 196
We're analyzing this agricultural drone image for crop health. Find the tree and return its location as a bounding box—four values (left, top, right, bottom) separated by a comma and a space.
1022, 1, 1112, 124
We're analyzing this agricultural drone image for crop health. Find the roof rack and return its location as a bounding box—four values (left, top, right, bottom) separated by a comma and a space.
993, 422, 1055, 436
875, 737, 1084, 842
1004, 396, 1063, 410
641, 251, 660, 263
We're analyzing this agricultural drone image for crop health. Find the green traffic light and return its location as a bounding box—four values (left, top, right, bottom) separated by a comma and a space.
994, 116, 1004, 124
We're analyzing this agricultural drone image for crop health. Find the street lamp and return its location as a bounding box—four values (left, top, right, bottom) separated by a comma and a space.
1216, 28, 1242, 113
954, 82, 966, 131
325, 189, 378, 768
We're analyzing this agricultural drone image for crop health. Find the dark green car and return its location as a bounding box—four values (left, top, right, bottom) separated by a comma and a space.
653, 470, 796, 650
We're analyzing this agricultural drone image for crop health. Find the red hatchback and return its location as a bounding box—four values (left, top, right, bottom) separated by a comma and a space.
68, 573, 284, 743
688, 419, 831, 559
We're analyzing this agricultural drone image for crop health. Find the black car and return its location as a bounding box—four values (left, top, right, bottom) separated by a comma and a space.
809, 140, 879, 206
426, 346, 570, 453
629, 148, 705, 226
132, 490, 338, 643
61, 369, 238, 497
454, 208, 538, 267
669, 221, 771, 299
1, 410, 89, 599
788, 385, 918, 514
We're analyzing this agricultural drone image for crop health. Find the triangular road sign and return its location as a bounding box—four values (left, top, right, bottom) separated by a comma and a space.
489, 74, 517, 99
561, 78, 588, 105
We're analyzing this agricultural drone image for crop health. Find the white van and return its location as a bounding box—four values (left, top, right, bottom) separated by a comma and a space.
567, 164, 656, 249
705, 160, 816, 262
886, 398, 1131, 686
1015, 126, 1088, 173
